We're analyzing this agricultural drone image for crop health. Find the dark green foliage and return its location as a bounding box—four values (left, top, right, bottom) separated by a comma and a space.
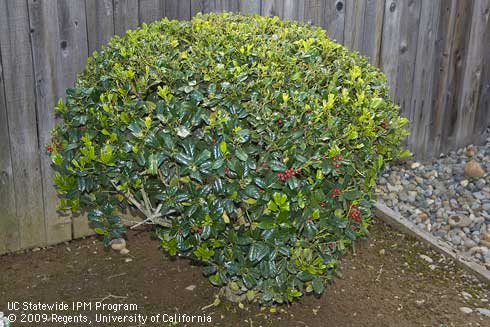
49, 13, 409, 304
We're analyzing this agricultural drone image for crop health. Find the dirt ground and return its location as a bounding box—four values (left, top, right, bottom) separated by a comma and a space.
1, 220, 489, 327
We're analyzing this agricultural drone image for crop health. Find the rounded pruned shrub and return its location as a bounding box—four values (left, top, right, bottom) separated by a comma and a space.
49, 13, 409, 304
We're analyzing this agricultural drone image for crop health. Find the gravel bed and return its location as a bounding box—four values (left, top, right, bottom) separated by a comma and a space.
376, 138, 490, 270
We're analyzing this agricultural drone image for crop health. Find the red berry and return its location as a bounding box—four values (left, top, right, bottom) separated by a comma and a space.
350, 207, 361, 222
338, 156, 342, 160
224, 166, 230, 174
335, 163, 340, 169
198, 228, 203, 234
277, 119, 283, 125
47, 145, 53, 153
332, 157, 336, 161
320, 202, 326, 208
259, 188, 265, 193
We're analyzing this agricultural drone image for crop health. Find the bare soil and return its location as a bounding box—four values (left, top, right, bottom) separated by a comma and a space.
1, 220, 489, 327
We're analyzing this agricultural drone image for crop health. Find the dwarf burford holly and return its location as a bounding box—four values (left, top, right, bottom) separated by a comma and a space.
49, 13, 409, 305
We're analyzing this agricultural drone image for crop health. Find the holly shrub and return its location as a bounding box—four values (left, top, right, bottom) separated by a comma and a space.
50, 13, 409, 304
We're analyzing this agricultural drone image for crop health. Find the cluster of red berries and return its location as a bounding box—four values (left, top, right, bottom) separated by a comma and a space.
277, 167, 297, 182
190, 227, 203, 235
332, 155, 342, 168
350, 205, 361, 222
331, 187, 342, 198
47, 142, 62, 153
380, 120, 389, 130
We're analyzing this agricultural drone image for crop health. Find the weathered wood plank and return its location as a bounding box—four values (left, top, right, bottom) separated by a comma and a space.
454, 0, 489, 148
114, 0, 139, 35
261, 0, 284, 17
190, 0, 207, 16
0, 0, 46, 249
303, 0, 324, 26
57, 0, 93, 239
86, 0, 115, 54
165, 0, 191, 20
191, 0, 239, 15
0, 46, 19, 254
473, 0, 490, 145
429, 0, 458, 155
322, 0, 345, 43
28, 0, 72, 246
58, 0, 89, 90
436, 0, 474, 153
138, 0, 165, 24
379, 0, 403, 96
409, 0, 441, 157
343, 0, 366, 52
238, 0, 260, 14
392, 0, 421, 116
375, 202, 490, 285
360, 0, 385, 65
282, 0, 305, 21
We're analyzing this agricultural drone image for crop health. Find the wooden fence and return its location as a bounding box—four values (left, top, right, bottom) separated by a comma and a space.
0, 0, 489, 254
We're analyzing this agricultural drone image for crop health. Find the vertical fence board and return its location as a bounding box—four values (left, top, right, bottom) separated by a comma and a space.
86, 0, 115, 54
261, 0, 284, 17
438, 1, 475, 152
322, 0, 345, 43
304, 0, 323, 26
58, 0, 89, 90
28, 0, 72, 245
380, 0, 402, 96
283, 0, 304, 21
454, 0, 488, 148
191, 0, 209, 15
429, 0, 458, 154
58, 0, 93, 238
343, 0, 365, 52
392, 0, 421, 115
0, 49, 19, 254
409, 0, 441, 155
473, 0, 490, 144
238, 0, 261, 14
114, 0, 139, 35
360, 0, 384, 65
0, 0, 46, 249
165, 0, 191, 20
191, 0, 239, 14
138, 0, 165, 24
